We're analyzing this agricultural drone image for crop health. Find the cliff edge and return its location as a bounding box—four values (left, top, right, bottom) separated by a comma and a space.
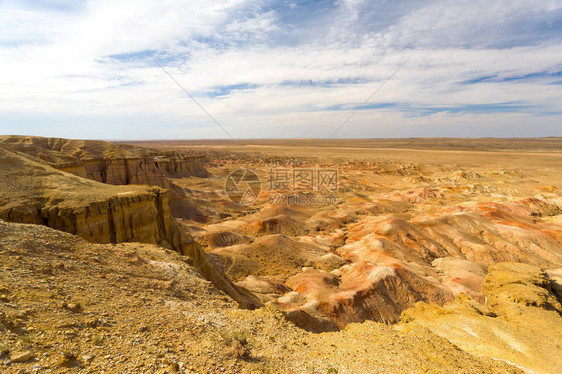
0, 144, 258, 309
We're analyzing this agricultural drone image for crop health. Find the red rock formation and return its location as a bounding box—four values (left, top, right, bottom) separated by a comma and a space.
279, 262, 452, 331
273, 197, 562, 331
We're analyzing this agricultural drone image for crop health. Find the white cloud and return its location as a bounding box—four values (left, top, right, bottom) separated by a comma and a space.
0, 0, 561, 138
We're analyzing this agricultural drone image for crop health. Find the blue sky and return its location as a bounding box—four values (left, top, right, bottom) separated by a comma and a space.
0, 0, 561, 139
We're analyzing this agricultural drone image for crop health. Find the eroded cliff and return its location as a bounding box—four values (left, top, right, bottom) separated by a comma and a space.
0, 135, 208, 182
0, 135, 208, 219
0, 144, 258, 308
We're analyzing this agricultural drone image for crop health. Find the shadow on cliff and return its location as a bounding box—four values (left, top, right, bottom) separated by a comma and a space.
0, 136, 261, 310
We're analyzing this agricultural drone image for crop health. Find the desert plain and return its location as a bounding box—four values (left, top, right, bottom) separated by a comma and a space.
0, 136, 561, 373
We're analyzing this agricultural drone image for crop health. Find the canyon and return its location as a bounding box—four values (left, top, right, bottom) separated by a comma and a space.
0, 137, 258, 309
1, 136, 561, 373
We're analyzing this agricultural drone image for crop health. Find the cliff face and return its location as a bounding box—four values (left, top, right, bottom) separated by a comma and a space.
0, 135, 209, 220
0, 144, 173, 246
58, 156, 208, 186
0, 144, 259, 309
3, 188, 169, 245
0, 134, 208, 186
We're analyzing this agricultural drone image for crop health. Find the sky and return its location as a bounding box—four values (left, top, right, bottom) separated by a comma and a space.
0, 0, 561, 140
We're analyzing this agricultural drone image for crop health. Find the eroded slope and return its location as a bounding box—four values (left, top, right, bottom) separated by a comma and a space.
0, 144, 258, 309
0, 221, 520, 373
163, 145, 562, 334
401, 262, 562, 373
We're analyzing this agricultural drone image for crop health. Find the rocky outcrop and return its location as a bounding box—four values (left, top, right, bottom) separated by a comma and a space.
400, 262, 562, 373
58, 156, 208, 186
0, 135, 209, 181
0, 144, 175, 246
58, 156, 209, 219
277, 262, 453, 331
0, 144, 259, 309
2, 187, 171, 245
482, 262, 562, 316
0, 136, 209, 220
